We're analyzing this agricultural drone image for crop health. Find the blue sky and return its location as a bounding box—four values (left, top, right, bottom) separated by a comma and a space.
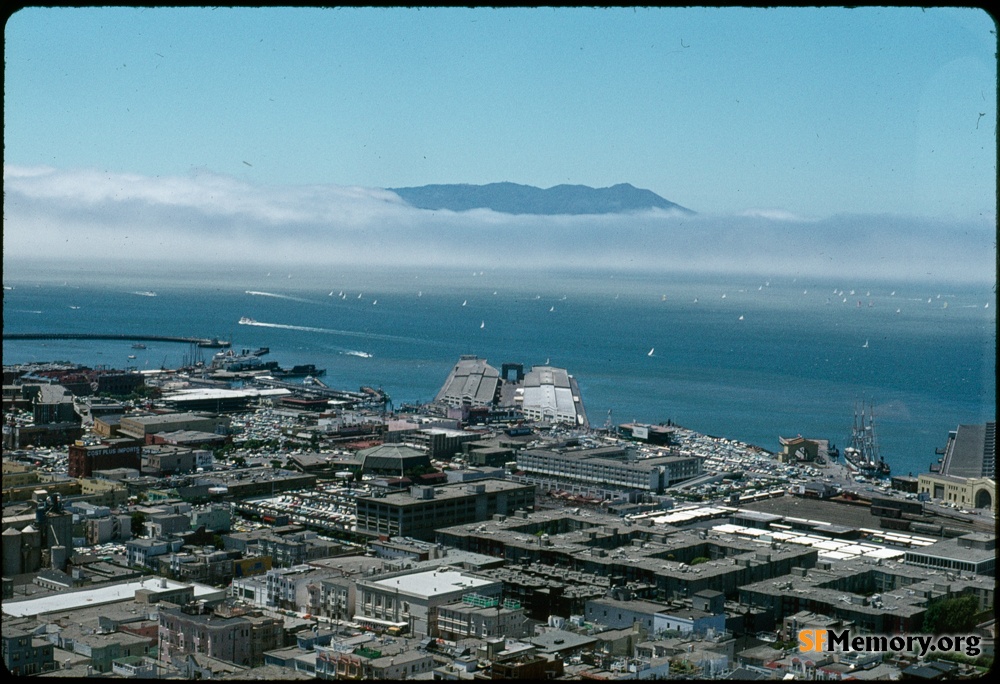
2, 7, 996, 280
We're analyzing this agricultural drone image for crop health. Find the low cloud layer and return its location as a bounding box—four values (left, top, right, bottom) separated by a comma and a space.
4, 166, 995, 284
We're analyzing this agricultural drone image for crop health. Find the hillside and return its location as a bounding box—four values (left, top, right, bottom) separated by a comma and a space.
388, 182, 693, 215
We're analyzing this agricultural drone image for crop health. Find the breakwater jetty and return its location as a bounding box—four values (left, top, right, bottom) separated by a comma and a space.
3, 333, 230, 348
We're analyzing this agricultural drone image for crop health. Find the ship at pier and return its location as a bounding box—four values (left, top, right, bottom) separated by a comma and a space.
842, 399, 891, 476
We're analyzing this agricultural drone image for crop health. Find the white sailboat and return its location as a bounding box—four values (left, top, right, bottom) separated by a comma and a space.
862, 339, 869, 348
480, 320, 485, 329
647, 348, 655, 357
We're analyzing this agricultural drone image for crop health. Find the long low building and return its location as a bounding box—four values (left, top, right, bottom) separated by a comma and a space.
354, 479, 535, 541
515, 444, 702, 495
434, 356, 589, 427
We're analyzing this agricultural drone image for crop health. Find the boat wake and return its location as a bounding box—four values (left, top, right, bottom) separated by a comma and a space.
244, 290, 319, 304
130, 291, 158, 297
342, 350, 374, 358
235, 318, 433, 345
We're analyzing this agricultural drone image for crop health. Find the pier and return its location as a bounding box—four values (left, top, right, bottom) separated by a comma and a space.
3, 333, 230, 348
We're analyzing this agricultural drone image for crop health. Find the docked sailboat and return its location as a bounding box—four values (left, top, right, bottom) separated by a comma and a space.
842, 400, 890, 476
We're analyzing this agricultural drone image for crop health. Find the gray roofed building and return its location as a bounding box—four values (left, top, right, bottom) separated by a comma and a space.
528, 628, 597, 655
434, 356, 501, 408
358, 444, 431, 477
435, 356, 589, 427
940, 422, 996, 479
514, 365, 588, 427
904, 532, 996, 575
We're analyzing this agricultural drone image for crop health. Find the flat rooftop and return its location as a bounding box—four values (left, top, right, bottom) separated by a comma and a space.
2, 576, 219, 617
370, 568, 495, 598
358, 478, 531, 506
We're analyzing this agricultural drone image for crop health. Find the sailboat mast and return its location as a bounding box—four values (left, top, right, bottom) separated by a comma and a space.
868, 400, 881, 466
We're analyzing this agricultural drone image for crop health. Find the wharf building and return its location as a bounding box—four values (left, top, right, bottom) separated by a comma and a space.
618, 422, 677, 445
159, 386, 291, 413
434, 355, 589, 427
118, 412, 228, 443
354, 479, 536, 542
919, 422, 996, 511
514, 443, 702, 496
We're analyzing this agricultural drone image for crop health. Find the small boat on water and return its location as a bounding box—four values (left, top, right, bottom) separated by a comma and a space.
127, 354, 136, 360
647, 348, 654, 357
239, 317, 256, 325
131, 343, 146, 349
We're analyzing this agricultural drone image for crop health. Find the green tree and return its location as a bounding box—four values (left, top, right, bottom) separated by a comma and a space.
130, 511, 148, 538
923, 594, 979, 635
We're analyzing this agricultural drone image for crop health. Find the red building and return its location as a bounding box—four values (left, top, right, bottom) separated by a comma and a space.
68, 439, 142, 478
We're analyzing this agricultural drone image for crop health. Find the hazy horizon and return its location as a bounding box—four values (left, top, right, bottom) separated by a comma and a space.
3, 166, 995, 286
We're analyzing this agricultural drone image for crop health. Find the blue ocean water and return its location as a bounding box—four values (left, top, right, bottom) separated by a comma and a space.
3, 264, 995, 478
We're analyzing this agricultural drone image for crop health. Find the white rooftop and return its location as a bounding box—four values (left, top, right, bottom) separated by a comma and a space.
2, 577, 219, 617
370, 568, 495, 598
161, 387, 290, 401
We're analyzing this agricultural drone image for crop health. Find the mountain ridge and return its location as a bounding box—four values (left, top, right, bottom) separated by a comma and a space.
388, 181, 693, 215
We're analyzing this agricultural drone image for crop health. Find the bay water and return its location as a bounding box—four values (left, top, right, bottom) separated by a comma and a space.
3, 263, 994, 478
